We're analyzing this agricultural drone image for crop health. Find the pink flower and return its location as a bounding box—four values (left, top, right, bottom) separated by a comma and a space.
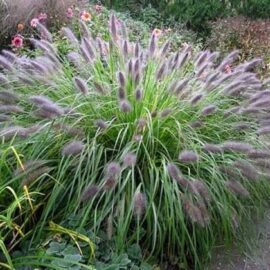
66, 7, 73, 18
30, 18, 39, 28
11, 35, 24, 48
38, 12, 47, 21
80, 11, 92, 22
94, 4, 103, 13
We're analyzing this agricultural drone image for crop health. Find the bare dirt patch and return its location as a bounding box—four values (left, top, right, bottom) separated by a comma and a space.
208, 210, 270, 270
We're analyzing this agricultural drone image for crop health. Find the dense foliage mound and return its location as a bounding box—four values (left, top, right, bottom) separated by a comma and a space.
207, 16, 270, 75
106, 0, 270, 35
1, 14, 270, 269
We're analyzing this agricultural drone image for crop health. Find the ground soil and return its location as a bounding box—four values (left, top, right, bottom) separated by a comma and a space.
208, 210, 270, 270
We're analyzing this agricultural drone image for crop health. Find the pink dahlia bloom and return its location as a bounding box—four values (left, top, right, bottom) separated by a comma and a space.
80, 11, 92, 22
30, 18, 39, 28
66, 7, 73, 18
12, 35, 24, 48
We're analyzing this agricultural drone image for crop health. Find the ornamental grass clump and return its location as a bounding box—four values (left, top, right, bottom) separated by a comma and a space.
1, 15, 270, 269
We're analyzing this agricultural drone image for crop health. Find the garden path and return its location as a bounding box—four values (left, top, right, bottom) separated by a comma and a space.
209, 210, 270, 270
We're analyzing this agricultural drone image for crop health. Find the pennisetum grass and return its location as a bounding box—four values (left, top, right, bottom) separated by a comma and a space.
1, 12, 270, 270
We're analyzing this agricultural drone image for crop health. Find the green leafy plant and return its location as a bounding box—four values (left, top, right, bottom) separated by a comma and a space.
161, 0, 227, 36
101, 0, 229, 36
236, 0, 270, 19
1, 13, 270, 270
101, 0, 270, 37
138, 5, 162, 28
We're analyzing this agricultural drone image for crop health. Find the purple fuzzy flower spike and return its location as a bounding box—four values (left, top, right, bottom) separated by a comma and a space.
0, 91, 19, 104
160, 108, 173, 118
119, 99, 132, 113
2, 50, 17, 63
201, 105, 216, 116
149, 34, 156, 57
175, 79, 189, 95
122, 40, 128, 58
222, 141, 252, 153
118, 71, 126, 88
0, 74, 9, 85
73, 77, 89, 95
36, 22, 52, 42
95, 119, 108, 130
0, 55, 13, 71
110, 14, 118, 42
0, 105, 23, 113
80, 185, 100, 203
62, 27, 79, 46
135, 43, 140, 58
105, 161, 121, 178
160, 41, 170, 56
167, 163, 184, 183
202, 143, 223, 154
135, 88, 143, 101
62, 140, 85, 156
190, 94, 203, 106
80, 20, 92, 39
122, 152, 137, 167
156, 62, 167, 80
82, 37, 95, 59
133, 190, 147, 219
234, 160, 259, 181
225, 180, 250, 197
179, 150, 199, 164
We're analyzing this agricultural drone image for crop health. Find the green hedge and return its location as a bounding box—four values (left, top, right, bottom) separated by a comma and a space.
238, 0, 270, 19
100, 0, 270, 35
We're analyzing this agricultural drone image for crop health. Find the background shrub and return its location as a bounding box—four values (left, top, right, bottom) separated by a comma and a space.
99, 0, 270, 38
206, 16, 270, 75
160, 0, 227, 36
0, 0, 77, 49
236, 0, 270, 19
99, 0, 229, 36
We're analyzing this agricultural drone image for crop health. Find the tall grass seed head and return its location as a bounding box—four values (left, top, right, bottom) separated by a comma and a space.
80, 184, 100, 203
122, 152, 137, 167
178, 150, 199, 164
167, 163, 183, 183
73, 77, 89, 95
118, 71, 126, 88
95, 119, 108, 130
119, 99, 132, 113
225, 180, 250, 197
135, 88, 143, 101
133, 191, 147, 218
62, 140, 85, 156
105, 162, 121, 178
21, 166, 51, 186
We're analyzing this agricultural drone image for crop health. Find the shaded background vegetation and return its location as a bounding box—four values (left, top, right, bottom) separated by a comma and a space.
99, 0, 270, 33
